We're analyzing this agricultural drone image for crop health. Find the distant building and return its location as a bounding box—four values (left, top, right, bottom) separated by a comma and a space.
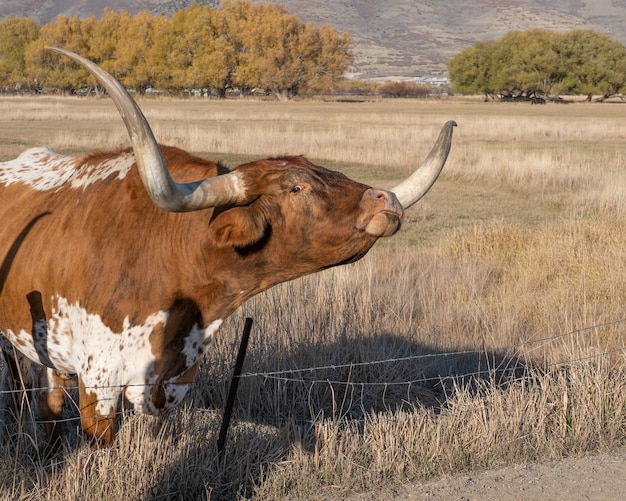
411, 76, 448, 86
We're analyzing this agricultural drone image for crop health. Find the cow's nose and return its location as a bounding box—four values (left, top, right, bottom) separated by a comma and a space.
357, 188, 404, 237
363, 188, 403, 214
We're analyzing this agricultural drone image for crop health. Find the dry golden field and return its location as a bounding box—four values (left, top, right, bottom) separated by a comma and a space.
1, 96, 626, 500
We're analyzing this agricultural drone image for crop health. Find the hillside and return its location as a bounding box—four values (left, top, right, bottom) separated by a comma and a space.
1, 0, 625, 79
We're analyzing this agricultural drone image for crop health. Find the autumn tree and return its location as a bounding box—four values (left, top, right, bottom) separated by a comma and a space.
378, 81, 430, 98
25, 14, 97, 92
159, 4, 236, 95
231, 1, 308, 99
299, 23, 352, 95
160, 1, 351, 98
223, 0, 351, 99
88, 9, 169, 92
14, 1, 352, 97
0, 17, 40, 90
88, 8, 123, 67
103, 10, 167, 92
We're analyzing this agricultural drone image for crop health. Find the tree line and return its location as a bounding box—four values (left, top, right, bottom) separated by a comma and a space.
448, 29, 626, 101
0, 0, 352, 99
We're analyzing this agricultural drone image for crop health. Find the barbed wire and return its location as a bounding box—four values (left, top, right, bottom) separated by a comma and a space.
0, 316, 625, 427
237, 315, 626, 380
2, 315, 626, 395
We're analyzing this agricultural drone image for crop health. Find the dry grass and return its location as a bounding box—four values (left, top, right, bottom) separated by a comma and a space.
2, 96, 626, 500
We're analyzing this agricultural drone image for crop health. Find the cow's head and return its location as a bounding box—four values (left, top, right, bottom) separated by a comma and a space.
207, 155, 403, 273
47, 48, 454, 276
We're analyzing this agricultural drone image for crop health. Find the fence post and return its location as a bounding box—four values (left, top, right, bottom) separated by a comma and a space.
217, 317, 253, 460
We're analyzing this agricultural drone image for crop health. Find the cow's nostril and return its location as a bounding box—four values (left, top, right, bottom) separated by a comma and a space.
368, 188, 388, 200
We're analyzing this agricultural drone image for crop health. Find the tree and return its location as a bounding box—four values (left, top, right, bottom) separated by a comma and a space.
447, 41, 495, 99
555, 30, 626, 100
224, 0, 351, 99
15, 1, 352, 97
490, 30, 562, 97
25, 14, 97, 92
88, 8, 123, 68
448, 29, 626, 100
161, 4, 236, 95
299, 23, 352, 95
0, 17, 40, 90
104, 11, 167, 92
378, 81, 430, 98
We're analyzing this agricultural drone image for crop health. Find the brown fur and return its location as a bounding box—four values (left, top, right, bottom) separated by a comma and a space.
0, 145, 403, 446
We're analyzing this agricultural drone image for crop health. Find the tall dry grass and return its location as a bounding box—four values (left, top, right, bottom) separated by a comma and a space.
1, 96, 626, 500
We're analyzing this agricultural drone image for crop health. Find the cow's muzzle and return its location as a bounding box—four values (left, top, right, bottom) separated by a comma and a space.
357, 188, 404, 237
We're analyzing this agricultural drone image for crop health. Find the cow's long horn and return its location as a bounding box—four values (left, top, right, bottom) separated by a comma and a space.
390, 120, 456, 209
47, 47, 245, 212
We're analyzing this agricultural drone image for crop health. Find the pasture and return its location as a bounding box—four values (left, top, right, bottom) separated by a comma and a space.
1, 96, 626, 500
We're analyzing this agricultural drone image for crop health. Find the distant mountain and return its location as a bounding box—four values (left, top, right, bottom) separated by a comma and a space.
1, 0, 625, 79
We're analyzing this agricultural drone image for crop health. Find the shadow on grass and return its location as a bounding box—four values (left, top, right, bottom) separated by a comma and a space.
177, 330, 540, 499
0, 329, 541, 500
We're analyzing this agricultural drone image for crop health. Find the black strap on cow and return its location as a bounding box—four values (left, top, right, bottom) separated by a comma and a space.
217, 316, 253, 460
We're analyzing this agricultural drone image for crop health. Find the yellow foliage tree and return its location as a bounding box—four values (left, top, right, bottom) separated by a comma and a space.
0, 17, 40, 89
18, 1, 352, 97
106, 10, 167, 91
26, 14, 97, 92
224, 0, 351, 99
159, 4, 236, 95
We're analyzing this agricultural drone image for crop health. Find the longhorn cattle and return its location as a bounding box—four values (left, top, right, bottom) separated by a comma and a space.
0, 47, 455, 447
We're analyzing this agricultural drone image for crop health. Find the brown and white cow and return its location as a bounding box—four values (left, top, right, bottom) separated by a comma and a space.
0, 48, 455, 447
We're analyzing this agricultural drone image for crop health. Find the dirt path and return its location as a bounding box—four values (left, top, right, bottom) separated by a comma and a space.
334, 451, 626, 501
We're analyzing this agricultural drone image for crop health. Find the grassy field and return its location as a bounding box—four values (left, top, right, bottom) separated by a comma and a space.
1, 96, 626, 500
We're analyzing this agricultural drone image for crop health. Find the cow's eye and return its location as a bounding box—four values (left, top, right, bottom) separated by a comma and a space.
291, 185, 303, 194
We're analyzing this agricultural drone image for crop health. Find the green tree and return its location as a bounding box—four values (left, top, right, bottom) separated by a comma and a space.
448, 41, 495, 98
490, 30, 562, 97
448, 28, 626, 100
556, 30, 626, 100
0, 17, 40, 90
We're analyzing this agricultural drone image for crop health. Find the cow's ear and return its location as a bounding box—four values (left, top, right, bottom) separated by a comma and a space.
208, 206, 268, 248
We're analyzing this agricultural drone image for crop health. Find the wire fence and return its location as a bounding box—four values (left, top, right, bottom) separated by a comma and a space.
1, 316, 626, 428
238, 316, 626, 382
